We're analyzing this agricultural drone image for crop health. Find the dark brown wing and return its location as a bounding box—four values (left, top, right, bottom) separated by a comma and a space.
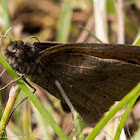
37, 43, 140, 64
30, 43, 140, 124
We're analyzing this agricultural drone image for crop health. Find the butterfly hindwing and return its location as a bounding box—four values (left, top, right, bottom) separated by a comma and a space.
33, 50, 140, 124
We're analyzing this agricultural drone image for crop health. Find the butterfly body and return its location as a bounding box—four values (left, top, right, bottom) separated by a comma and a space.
5, 41, 140, 124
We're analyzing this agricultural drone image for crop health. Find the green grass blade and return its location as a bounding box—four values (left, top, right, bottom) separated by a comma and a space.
133, 33, 140, 46
80, 26, 103, 43
0, 0, 11, 36
74, 111, 85, 140
106, 0, 117, 14
56, 0, 72, 42
114, 94, 139, 140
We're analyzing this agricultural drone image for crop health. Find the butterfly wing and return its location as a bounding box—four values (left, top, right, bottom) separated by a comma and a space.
30, 43, 140, 124
37, 43, 140, 64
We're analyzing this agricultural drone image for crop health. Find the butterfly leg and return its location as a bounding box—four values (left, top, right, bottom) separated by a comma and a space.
0, 76, 23, 91
0, 70, 36, 93
22, 78, 36, 93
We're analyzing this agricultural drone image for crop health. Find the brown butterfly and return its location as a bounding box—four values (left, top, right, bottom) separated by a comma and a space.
5, 40, 140, 124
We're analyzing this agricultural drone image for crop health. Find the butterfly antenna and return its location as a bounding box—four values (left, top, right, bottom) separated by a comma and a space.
24, 36, 40, 45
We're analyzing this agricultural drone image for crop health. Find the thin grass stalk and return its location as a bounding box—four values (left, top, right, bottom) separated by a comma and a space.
56, 0, 72, 42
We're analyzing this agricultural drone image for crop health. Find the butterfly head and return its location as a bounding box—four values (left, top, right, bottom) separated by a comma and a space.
5, 41, 40, 75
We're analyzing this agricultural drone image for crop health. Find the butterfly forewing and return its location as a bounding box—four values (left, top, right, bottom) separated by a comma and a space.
36, 43, 140, 65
